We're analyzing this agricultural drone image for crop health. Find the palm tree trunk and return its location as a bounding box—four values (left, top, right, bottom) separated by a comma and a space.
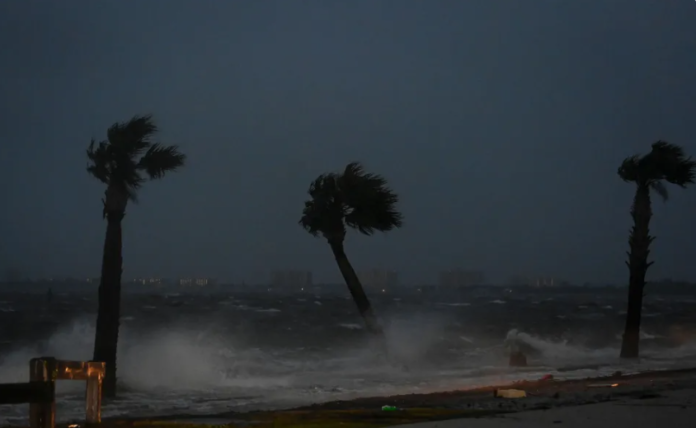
620, 184, 653, 359
328, 239, 383, 336
93, 209, 124, 398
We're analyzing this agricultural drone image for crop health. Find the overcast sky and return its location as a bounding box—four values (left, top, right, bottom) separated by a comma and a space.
1, 0, 695, 284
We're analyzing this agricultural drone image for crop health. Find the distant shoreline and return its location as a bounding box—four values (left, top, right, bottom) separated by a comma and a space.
3, 283, 696, 296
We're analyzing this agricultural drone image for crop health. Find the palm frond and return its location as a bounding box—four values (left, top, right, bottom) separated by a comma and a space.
125, 185, 140, 204
649, 141, 696, 187
650, 181, 669, 201
300, 162, 403, 239
108, 160, 145, 202
299, 173, 344, 236
86, 114, 186, 202
299, 200, 323, 236
86, 139, 112, 184
107, 114, 157, 156
651, 141, 686, 159
137, 143, 186, 179
617, 156, 641, 183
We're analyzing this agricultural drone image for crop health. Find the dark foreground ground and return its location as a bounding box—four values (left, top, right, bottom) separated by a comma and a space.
15, 367, 689, 428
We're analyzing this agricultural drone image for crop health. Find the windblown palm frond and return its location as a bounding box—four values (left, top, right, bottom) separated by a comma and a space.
618, 140, 695, 200
300, 173, 342, 236
649, 141, 696, 186
86, 115, 186, 201
106, 114, 157, 156
617, 156, 641, 183
650, 181, 669, 201
137, 143, 186, 179
299, 162, 403, 238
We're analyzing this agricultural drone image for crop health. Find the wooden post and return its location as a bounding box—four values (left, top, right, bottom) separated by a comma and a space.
85, 361, 104, 425
29, 357, 56, 428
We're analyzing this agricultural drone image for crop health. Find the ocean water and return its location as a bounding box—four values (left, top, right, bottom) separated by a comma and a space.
1, 287, 696, 425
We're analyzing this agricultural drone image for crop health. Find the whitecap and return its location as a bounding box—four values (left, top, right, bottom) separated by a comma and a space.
489, 300, 505, 304
338, 323, 363, 330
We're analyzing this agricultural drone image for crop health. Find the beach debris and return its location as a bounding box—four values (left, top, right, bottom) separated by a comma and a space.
587, 383, 619, 388
540, 374, 554, 381
494, 389, 527, 398
381, 405, 399, 411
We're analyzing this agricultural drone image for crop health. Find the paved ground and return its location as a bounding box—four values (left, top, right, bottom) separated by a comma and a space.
392, 388, 696, 427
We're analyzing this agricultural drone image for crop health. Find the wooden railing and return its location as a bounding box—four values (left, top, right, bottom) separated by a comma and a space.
0, 357, 105, 428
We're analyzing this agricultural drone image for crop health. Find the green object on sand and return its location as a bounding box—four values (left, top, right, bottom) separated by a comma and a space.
381, 405, 398, 411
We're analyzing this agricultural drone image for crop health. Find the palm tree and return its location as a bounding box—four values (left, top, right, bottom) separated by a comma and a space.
617, 141, 695, 359
300, 162, 403, 338
86, 114, 186, 397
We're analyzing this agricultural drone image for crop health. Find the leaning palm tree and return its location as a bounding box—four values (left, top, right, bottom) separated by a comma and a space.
86, 114, 186, 397
300, 162, 403, 338
618, 141, 695, 359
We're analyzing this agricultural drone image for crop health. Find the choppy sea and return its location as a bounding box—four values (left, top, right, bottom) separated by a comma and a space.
1, 286, 696, 425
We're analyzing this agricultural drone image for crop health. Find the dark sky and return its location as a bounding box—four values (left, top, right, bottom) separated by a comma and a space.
1, 1, 695, 285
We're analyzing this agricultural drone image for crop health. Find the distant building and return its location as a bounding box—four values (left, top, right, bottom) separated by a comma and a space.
508, 275, 556, 286
438, 269, 485, 287
131, 277, 163, 286
179, 278, 216, 287
357, 269, 398, 291
269, 270, 313, 289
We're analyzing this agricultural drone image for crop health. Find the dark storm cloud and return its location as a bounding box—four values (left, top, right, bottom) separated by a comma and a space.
1, 0, 695, 284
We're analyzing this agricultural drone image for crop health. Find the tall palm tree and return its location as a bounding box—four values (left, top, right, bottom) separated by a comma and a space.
618, 141, 695, 359
86, 114, 186, 397
300, 162, 403, 338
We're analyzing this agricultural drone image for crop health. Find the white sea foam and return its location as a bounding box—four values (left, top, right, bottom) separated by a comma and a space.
1, 297, 696, 426
339, 323, 363, 330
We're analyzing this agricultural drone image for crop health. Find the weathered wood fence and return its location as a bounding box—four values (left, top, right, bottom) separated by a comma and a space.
0, 357, 104, 428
